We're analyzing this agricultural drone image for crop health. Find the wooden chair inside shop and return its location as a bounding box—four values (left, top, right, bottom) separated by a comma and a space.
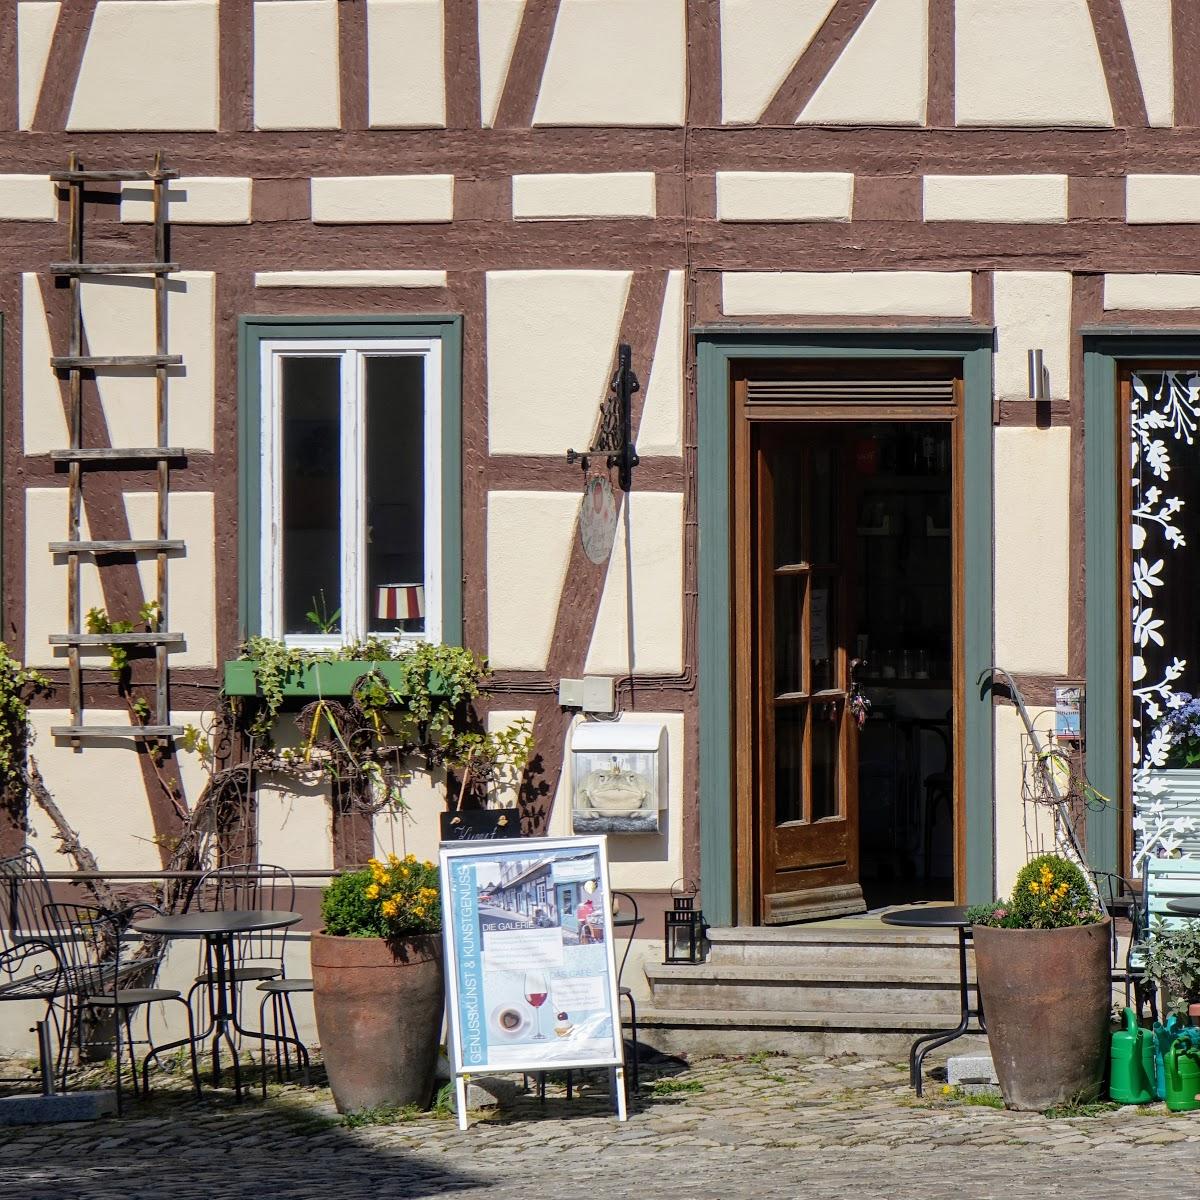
190, 864, 312, 1084
1126, 858, 1200, 1019
44, 901, 199, 1113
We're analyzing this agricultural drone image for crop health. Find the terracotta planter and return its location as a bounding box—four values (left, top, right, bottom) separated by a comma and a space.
973, 919, 1111, 1111
312, 931, 445, 1113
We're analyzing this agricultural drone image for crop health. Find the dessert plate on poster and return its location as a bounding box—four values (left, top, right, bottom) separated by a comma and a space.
580, 475, 618, 564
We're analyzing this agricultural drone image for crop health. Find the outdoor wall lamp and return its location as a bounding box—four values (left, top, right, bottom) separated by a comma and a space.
1027, 348, 1048, 401
566, 342, 640, 491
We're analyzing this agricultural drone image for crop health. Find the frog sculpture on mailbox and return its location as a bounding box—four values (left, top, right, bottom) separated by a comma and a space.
573, 755, 658, 833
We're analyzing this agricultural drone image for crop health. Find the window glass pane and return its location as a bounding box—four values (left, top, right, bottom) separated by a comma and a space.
811, 705, 839, 821
366, 356, 426, 635
774, 706, 806, 826
768, 443, 805, 566
810, 579, 835, 692
774, 575, 804, 696
281, 357, 341, 635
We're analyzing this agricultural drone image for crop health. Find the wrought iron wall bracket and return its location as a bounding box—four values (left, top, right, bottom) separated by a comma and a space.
565, 342, 640, 491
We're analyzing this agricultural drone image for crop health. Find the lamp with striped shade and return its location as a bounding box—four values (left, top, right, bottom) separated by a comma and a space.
376, 583, 425, 623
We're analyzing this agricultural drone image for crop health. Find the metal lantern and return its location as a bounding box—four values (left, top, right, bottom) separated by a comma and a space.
664, 879, 706, 964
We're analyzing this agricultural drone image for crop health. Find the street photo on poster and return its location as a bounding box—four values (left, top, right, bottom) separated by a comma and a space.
440, 836, 624, 1074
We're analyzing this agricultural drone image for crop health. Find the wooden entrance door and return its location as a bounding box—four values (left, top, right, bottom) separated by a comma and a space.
750, 425, 863, 922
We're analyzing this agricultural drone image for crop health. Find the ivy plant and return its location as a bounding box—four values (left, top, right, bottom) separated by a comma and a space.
0, 643, 50, 809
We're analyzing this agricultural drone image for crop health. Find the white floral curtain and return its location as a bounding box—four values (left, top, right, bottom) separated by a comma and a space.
1131, 371, 1199, 867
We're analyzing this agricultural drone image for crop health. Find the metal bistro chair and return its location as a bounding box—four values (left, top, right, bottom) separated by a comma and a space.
0, 848, 71, 1089
44, 902, 199, 1114
612, 890, 642, 1091
191, 864, 311, 1089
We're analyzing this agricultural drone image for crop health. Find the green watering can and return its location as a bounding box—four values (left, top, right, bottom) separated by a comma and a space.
1162, 1041, 1200, 1113
1109, 1007, 1155, 1104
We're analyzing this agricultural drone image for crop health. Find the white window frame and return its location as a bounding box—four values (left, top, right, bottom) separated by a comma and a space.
260, 336, 443, 648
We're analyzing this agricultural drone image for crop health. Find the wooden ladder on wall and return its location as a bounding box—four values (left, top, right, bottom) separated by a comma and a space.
48, 152, 186, 744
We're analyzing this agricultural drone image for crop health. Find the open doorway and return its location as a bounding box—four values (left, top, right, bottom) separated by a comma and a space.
732, 368, 963, 923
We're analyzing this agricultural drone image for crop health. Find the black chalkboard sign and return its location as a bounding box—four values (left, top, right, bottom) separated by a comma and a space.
439, 809, 522, 842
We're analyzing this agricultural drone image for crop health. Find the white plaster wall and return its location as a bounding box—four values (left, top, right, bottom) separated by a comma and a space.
26, 711, 164, 871
992, 271, 1072, 401
367, 0, 447, 127
923, 175, 1069, 224
16, 2, 60, 131
994, 703, 1058, 896
121, 178, 253, 225
478, 0, 525, 127
485, 709, 538, 808
1104, 274, 1200, 310
1127, 175, 1200, 224
24, 489, 108, 668
533, 0, 687, 126
254, 0, 341, 130
21, 273, 64, 455
255, 270, 449, 288
0, 175, 56, 222
122, 491, 216, 668
486, 269, 631, 454
637, 269, 685, 457
310, 175, 455, 223
993, 427, 1071, 676
955, 0, 1114, 127
76, 272, 216, 453
799, 0, 927, 126
715, 172, 854, 222
1120, 0, 1174, 127
547, 711, 686, 892
511, 173, 657, 220
257, 775, 335, 872
719, 0, 835, 124
722, 271, 973, 317
372, 764, 449, 866
585, 493, 685, 676
486, 491, 580, 670
68, 1, 219, 131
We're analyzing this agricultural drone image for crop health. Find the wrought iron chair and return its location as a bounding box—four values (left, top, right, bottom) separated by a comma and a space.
44, 902, 198, 1113
191, 863, 311, 1088
0, 848, 72, 1090
612, 890, 642, 1090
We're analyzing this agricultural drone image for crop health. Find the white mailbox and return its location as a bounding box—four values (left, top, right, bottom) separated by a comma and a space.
570, 722, 667, 835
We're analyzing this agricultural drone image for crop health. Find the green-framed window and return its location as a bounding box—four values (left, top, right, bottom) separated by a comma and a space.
696, 328, 995, 926
238, 316, 463, 647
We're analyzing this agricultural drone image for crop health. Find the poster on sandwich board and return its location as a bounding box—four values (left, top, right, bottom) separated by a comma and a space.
439, 835, 627, 1127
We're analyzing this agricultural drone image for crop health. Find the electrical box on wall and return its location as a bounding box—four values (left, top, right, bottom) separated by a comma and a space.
570, 722, 667, 835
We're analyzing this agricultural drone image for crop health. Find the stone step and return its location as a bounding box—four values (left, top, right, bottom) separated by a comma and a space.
644, 964, 972, 1016
636, 1005, 988, 1059
705, 924, 969, 970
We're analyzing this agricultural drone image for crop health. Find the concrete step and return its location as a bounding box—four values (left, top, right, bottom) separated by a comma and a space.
636, 1005, 987, 1059
644, 963, 972, 1015
705, 924, 968, 971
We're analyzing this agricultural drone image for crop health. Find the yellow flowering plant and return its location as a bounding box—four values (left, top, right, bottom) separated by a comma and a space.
966, 854, 1102, 930
321, 854, 442, 939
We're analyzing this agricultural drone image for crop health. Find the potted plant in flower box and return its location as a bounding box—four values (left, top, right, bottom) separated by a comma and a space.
967, 854, 1109, 1111
313, 854, 444, 1114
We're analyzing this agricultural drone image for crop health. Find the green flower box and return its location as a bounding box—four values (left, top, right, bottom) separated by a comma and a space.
223, 659, 408, 698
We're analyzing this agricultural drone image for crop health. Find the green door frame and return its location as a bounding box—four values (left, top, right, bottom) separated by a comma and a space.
696, 328, 995, 927
1083, 330, 1200, 882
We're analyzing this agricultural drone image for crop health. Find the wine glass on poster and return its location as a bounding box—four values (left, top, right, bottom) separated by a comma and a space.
524, 969, 549, 1040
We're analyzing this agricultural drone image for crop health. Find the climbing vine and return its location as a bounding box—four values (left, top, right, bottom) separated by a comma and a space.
0, 643, 50, 820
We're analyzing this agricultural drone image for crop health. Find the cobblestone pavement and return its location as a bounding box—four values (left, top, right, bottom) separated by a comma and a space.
1, 1051, 1198, 1199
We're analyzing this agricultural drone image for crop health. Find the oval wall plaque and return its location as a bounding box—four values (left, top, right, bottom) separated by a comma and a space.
580, 475, 618, 564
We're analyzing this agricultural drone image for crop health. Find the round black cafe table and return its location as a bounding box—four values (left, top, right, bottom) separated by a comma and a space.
879, 905, 986, 1096
132, 909, 306, 1100
1167, 898, 1200, 917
